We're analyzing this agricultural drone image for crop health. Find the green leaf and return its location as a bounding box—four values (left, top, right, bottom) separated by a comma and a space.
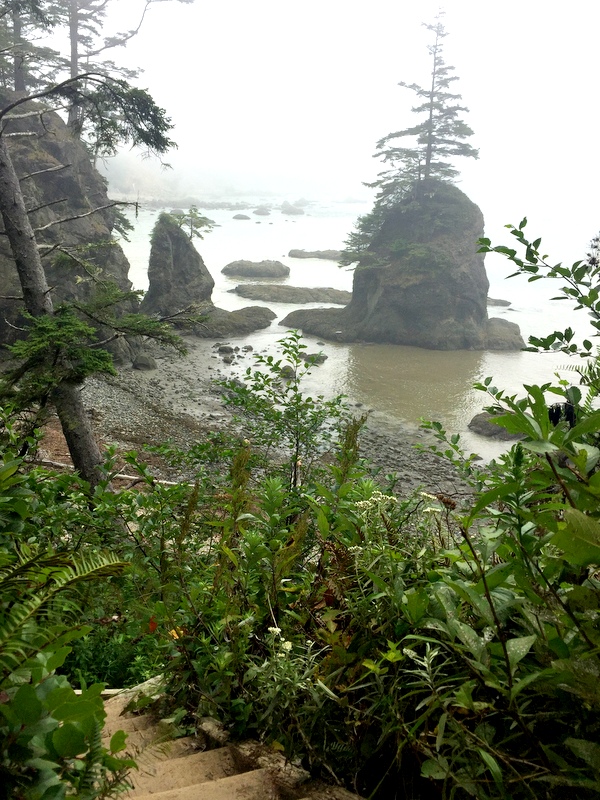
478, 748, 505, 792
52, 723, 87, 758
565, 409, 600, 442
220, 545, 239, 569
14, 683, 43, 725
53, 700, 98, 722
421, 758, 447, 780
109, 729, 128, 754
551, 509, 600, 566
565, 738, 600, 771
506, 635, 536, 671
45, 647, 72, 674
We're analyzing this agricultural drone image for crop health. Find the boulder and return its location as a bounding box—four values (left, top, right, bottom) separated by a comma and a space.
288, 249, 343, 261
281, 201, 304, 215
141, 213, 214, 319
190, 305, 276, 337
230, 284, 351, 304
488, 297, 511, 307
222, 260, 289, 278
132, 354, 157, 371
468, 411, 523, 441
486, 318, 525, 350
233, 214, 251, 220
281, 181, 524, 351
253, 206, 270, 216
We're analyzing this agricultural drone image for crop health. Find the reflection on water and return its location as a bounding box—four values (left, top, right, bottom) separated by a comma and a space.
206, 323, 571, 462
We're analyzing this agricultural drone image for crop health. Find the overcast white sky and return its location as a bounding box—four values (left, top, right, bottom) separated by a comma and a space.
100, 0, 599, 262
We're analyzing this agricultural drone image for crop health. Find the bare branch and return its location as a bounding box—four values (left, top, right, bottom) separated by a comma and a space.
0, 295, 25, 302
33, 200, 133, 233
20, 163, 71, 182
4, 319, 27, 332
27, 197, 68, 215
86, 0, 151, 57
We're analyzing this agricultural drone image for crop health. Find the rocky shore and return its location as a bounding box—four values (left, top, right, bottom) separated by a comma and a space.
77, 337, 472, 501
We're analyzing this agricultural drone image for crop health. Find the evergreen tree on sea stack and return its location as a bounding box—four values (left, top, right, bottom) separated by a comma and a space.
342, 14, 478, 263
372, 13, 478, 205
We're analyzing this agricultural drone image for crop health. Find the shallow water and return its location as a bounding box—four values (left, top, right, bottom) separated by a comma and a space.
119, 202, 589, 461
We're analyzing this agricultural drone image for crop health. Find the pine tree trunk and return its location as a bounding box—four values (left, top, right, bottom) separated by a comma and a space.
12, 12, 27, 94
0, 135, 105, 488
67, 0, 82, 132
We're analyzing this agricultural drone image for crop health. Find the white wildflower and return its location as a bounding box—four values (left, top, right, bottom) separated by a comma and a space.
268, 626, 282, 636
281, 640, 293, 652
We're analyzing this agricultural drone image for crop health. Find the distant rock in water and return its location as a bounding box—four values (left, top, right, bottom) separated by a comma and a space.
488, 297, 512, 307
281, 181, 525, 351
469, 411, 523, 441
288, 249, 342, 261
195, 306, 276, 337
253, 206, 271, 216
232, 213, 251, 220
222, 260, 290, 278
141, 213, 214, 318
485, 318, 524, 350
230, 284, 351, 304
281, 201, 304, 215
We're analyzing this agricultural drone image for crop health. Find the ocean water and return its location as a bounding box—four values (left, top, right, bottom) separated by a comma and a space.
119, 200, 592, 460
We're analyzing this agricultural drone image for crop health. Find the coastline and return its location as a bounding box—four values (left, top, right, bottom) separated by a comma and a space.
78, 335, 472, 500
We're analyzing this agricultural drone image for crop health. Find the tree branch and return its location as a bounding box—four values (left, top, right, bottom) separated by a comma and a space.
20, 163, 71, 181
0, 72, 114, 123
86, 1, 151, 57
33, 200, 133, 233
27, 197, 68, 215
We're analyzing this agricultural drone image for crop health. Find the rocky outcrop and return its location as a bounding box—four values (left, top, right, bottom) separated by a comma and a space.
281, 181, 524, 351
253, 206, 270, 216
281, 201, 304, 215
230, 284, 351, 304
194, 305, 276, 337
222, 260, 289, 278
288, 249, 342, 261
468, 411, 523, 440
486, 318, 524, 350
233, 213, 251, 220
0, 102, 136, 361
141, 213, 215, 318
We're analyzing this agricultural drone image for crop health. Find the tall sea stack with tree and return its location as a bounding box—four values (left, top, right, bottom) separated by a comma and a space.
283, 16, 524, 351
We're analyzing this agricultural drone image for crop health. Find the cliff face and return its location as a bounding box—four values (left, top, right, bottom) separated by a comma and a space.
0, 103, 134, 357
282, 181, 524, 351
141, 214, 215, 318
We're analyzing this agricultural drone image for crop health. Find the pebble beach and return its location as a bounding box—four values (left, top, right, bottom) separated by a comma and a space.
81, 335, 472, 500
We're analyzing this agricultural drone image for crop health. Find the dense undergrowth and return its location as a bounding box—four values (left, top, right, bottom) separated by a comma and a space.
3, 231, 600, 798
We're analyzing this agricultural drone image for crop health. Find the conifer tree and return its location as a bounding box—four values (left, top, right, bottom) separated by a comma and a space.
369, 14, 478, 206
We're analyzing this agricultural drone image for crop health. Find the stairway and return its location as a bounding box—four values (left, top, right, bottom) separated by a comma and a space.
103, 692, 363, 800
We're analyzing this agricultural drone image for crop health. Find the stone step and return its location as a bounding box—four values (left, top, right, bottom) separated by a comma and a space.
104, 712, 155, 738
130, 767, 279, 800
103, 723, 171, 754
128, 747, 237, 796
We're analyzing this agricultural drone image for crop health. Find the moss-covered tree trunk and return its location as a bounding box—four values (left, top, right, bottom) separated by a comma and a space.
0, 134, 104, 488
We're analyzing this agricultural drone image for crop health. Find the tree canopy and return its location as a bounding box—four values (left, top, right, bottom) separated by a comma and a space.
369, 14, 478, 207
342, 15, 479, 265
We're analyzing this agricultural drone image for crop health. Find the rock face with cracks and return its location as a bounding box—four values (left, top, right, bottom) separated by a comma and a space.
0, 101, 136, 361
282, 181, 524, 351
